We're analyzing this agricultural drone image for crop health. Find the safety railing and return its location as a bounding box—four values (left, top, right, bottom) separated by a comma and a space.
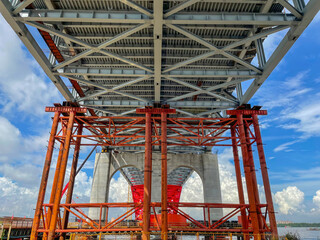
38, 202, 271, 235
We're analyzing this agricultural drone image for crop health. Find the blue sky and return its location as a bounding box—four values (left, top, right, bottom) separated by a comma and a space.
0, 11, 320, 222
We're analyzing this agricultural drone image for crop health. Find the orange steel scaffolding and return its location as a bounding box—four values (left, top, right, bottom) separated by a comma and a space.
30, 104, 278, 240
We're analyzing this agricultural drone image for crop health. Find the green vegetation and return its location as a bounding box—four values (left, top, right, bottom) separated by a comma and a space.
277, 223, 320, 227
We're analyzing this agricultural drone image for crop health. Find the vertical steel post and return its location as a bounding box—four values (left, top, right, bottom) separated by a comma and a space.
47, 111, 75, 240
59, 123, 83, 240
161, 112, 168, 240
237, 114, 260, 239
245, 125, 264, 232
142, 112, 152, 240
230, 127, 248, 231
31, 111, 60, 240
252, 115, 278, 238
43, 141, 64, 240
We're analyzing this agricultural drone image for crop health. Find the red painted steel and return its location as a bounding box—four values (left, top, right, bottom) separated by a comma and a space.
161, 112, 168, 240
30, 106, 278, 239
45, 106, 87, 113
131, 185, 182, 221
227, 109, 267, 115
136, 107, 176, 114
231, 127, 248, 235
47, 111, 75, 240
142, 112, 152, 240
252, 115, 278, 237
31, 111, 59, 240
237, 114, 261, 239
59, 124, 83, 240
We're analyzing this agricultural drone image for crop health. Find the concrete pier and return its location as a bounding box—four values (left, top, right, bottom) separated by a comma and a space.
88, 152, 222, 220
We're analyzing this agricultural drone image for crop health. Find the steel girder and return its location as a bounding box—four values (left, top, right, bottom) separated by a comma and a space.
0, 0, 319, 119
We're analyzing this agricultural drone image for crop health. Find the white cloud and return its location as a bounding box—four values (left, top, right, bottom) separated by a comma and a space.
0, 15, 62, 116
281, 102, 320, 138
73, 170, 93, 200
0, 116, 21, 162
218, 148, 246, 204
255, 71, 320, 139
0, 163, 41, 187
180, 172, 203, 219
108, 175, 129, 203
256, 71, 311, 110
312, 190, 320, 209
274, 186, 304, 215
0, 177, 38, 217
273, 140, 300, 152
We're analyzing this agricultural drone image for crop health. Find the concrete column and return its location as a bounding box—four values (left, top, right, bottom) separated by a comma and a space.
202, 153, 223, 221
88, 152, 112, 221
151, 153, 161, 204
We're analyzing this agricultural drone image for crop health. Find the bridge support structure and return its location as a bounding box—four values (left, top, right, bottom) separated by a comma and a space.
30, 104, 278, 240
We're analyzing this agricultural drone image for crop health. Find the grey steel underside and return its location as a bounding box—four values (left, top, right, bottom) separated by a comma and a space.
1, 0, 319, 156
119, 166, 193, 186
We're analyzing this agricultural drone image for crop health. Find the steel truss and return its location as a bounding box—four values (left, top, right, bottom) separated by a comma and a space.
31, 105, 277, 240
1, 0, 319, 117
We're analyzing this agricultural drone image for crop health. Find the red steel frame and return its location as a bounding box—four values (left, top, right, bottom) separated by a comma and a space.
30, 105, 278, 240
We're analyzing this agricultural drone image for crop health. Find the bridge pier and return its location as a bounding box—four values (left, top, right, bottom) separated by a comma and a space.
88, 151, 223, 221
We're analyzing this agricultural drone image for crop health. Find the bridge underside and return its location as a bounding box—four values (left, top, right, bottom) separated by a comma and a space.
1, 0, 319, 126
1, 0, 320, 240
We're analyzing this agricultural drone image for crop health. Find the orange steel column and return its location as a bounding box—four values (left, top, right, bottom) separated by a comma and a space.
237, 114, 260, 239
230, 127, 248, 231
161, 112, 168, 240
47, 111, 75, 240
44, 127, 66, 240
31, 111, 60, 240
43, 142, 64, 240
252, 115, 278, 238
59, 123, 83, 240
142, 112, 152, 240
245, 126, 263, 232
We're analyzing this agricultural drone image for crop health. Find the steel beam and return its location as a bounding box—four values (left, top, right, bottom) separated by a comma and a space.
165, 13, 297, 25
153, 0, 163, 102
278, 0, 303, 18
85, 106, 117, 116
12, 0, 36, 15
165, 77, 238, 103
77, 76, 150, 101
0, 0, 74, 101
164, 0, 202, 18
58, 67, 258, 78
237, 114, 260, 239
164, 24, 286, 73
82, 100, 237, 108
161, 112, 168, 240
69, 76, 150, 102
58, 68, 150, 77
241, 0, 320, 104
18, 10, 297, 26
142, 112, 152, 240
47, 23, 152, 72
231, 127, 248, 236
167, 78, 250, 102
47, 112, 75, 240
252, 115, 278, 238
119, 0, 153, 17
30, 112, 60, 240
59, 124, 83, 240
18, 10, 151, 23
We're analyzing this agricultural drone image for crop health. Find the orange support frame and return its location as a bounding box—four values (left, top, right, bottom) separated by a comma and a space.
31, 105, 278, 240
